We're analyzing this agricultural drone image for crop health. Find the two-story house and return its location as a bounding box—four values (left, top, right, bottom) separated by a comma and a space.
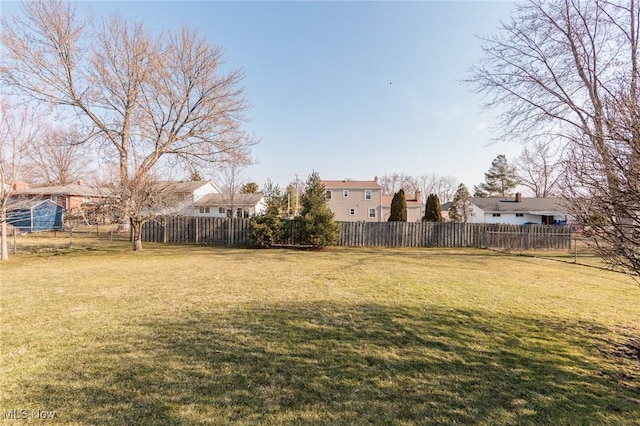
321, 178, 383, 222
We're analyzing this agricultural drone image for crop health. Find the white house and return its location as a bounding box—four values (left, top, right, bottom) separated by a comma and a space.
192, 193, 266, 218
462, 193, 572, 225
158, 181, 220, 215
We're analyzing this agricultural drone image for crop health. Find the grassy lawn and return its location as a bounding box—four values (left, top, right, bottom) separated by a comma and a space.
1, 243, 639, 425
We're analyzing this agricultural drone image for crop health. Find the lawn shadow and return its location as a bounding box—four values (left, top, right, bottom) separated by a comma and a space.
19, 303, 640, 425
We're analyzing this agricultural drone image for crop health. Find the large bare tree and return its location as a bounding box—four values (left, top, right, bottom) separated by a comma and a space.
25, 126, 93, 186
468, 0, 640, 275
0, 102, 43, 260
378, 173, 417, 196
1, 1, 256, 250
415, 173, 458, 203
516, 140, 564, 197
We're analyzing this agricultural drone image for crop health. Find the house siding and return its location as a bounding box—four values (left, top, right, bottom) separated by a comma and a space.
324, 186, 383, 222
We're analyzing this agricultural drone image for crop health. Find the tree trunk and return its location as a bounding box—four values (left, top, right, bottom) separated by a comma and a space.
1, 219, 8, 261
130, 217, 143, 251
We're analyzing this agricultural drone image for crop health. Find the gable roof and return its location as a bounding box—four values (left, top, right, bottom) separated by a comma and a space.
13, 183, 107, 197
160, 180, 219, 194
193, 193, 264, 208
321, 179, 381, 189
7, 198, 62, 210
470, 197, 568, 213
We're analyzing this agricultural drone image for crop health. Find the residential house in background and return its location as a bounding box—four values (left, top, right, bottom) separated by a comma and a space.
321, 178, 383, 222
192, 193, 266, 218
381, 191, 423, 222
157, 181, 220, 215
11, 181, 110, 224
442, 193, 572, 225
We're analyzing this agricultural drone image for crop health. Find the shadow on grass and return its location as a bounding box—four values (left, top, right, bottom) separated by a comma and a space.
20, 304, 640, 425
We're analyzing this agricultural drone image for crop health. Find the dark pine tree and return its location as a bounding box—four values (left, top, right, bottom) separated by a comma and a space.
388, 189, 407, 221
423, 193, 444, 222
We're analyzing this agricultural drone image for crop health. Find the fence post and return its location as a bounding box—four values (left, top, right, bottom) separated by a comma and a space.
13, 226, 17, 255
69, 227, 74, 248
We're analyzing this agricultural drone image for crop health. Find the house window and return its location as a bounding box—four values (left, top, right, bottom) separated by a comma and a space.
368, 208, 376, 218
82, 196, 92, 203
343, 190, 349, 198
516, 213, 524, 217
364, 190, 372, 200
219, 207, 225, 214
237, 208, 243, 217
349, 208, 356, 216
326, 190, 332, 200
50, 195, 58, 202
199, 207, 210, 214
492, 213, 501, 217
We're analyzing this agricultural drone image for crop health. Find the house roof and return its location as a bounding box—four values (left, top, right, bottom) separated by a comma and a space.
381, 195, 422, 208
469, 197, 568, 213
321, 179, 381, 189
160, 181, 219, 194
193, 193, 264, 208
13, 183, 107, 197
7, 198, 61, 210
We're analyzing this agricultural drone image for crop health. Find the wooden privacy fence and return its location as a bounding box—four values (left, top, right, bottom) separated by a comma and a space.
338, 222, 571, 249
142, 216, 251, 245
142, 216, 572, 250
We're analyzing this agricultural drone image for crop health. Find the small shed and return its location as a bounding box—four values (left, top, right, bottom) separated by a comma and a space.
7, 199, 64, 232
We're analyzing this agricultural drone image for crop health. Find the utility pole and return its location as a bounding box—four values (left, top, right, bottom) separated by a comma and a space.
295, 174, 299, 217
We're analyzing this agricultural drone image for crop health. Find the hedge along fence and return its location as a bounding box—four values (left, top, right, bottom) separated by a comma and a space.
142, 216, 573, 250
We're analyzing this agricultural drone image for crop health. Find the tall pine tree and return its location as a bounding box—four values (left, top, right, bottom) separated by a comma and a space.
297, 171, 339, 247
449, 184, 474, 223
388, 189, 407, 221
423, 193, 444, 222
475, 154, 519, 197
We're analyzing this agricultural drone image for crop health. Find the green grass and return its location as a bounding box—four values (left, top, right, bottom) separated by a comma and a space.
1, 243, 638, 425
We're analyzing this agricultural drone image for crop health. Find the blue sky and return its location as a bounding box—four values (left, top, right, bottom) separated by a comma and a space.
5, 1, 521, 191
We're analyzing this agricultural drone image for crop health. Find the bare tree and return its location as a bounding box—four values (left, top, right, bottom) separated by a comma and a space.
415, 173, 458, 203
468, 0, 640, 274
516, 140, 564, 197
0, 102, 43, 260
1, 1, 256, 250
25, 126, 93, 185
378, 173, 417, 196
215, 153, 252, 218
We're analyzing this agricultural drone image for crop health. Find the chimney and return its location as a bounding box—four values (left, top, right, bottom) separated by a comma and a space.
515, 192, 522, 202
374, 176, 378, 183
12, 182, 29, 191
415, 190, 421, 204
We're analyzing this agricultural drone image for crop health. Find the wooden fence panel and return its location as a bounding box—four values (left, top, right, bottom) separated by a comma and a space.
142, 217, 572, 249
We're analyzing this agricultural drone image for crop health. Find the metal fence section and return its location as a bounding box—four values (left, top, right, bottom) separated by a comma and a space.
141, 217, 573, 249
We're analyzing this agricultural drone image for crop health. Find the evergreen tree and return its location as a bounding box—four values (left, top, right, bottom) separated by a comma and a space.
475, 154, 519, 197
296, 171, 339, 247
423, 193, 444, 222
248, 180, 284, 248
449, 184, 474, 223
240, 182, 259, 193
388, 189, 407, 221
190, 170, 204, 181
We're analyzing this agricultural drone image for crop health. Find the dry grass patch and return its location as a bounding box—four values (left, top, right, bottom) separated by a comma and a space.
1, 245, 638, 425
